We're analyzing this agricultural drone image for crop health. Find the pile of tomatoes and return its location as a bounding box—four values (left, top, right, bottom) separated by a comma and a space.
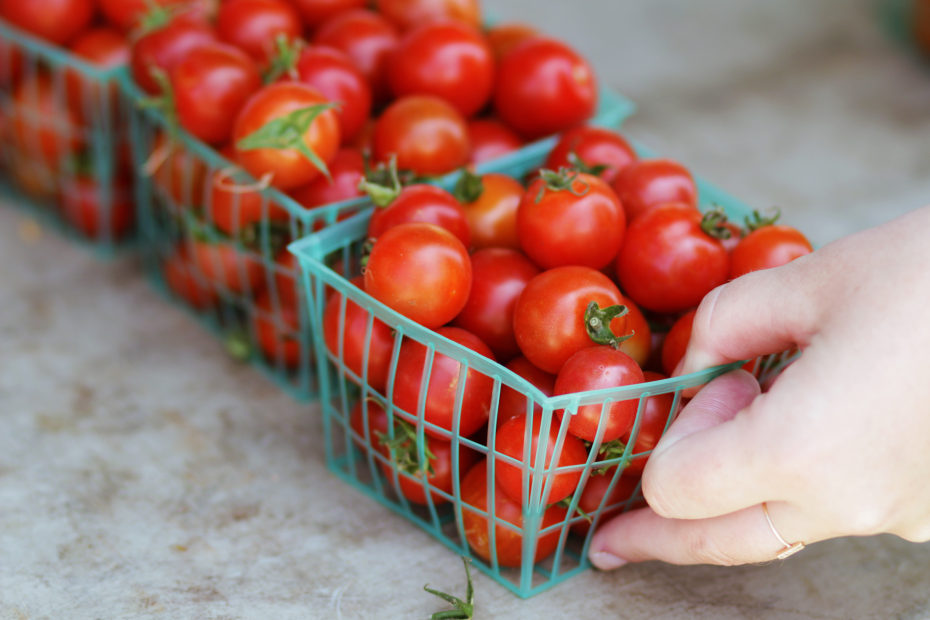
327, 124, 813, 567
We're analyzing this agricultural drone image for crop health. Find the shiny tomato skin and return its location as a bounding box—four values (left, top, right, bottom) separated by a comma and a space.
289, 147, 365, 208
367, 184, 470, 246
460, 460, 568, 567
253, 291, 304, 368
518, 172, 625, 270
364, 223, 472, 328
617, 298, 651, 368
495, 356, 556, 428
66, 28, 130, 124
131, 14, 218, 95
494, 38, 597, 139
172, 43, 262, 146
216, 0, 302, 63
494, 412, 589, 505
291, 0, 367, 27
729, 225, 813, 279
388, 21, 494, 118
313, 9, 400, 102
382, 435, 477, 505
149, 133, 209, 206
622, 371, 677, 476
206, 168, 290, 237
460, 172, 524, 250
349, 398, 390, 452
545, 126, 638, 184
233, 82, 341, 190
661, 309, 696, 376
372, 95, 470, 176
188, 240, 266, 297
467, 119, 522, 165
0, 0, 93, 45
60, 175, 135, 240
616, 204, 729, 314
611, 159, 698, 221
485, 22, 537, 59
452, 248, 540, 362
553, 345, 645, 443
376, 0, 481, 31
10, 75, 82, 170
323, 277, 396, 394
290, 46, 372, 145
514, 266, 628, 374
391, 326, 495, 439
163, 249, 219, 310
570, 468, 641, 536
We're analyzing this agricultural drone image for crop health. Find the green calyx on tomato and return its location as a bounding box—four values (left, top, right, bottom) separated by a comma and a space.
424, 557, 475, 620
567, 151, 609, 178
744, 207, 782, 232
700, 206, 734, 240
138, 66, 179, 135
376, 417, 436, 476
134, 1, 184, 39
263, 33, 304, 84
358, 154, 403, 207
535, 167, 590, 204
451, 168, 484, 204
236, 103, 339, 181
585, 301, 631, 349
557, 495, 593, 523
596, 438, 628, 463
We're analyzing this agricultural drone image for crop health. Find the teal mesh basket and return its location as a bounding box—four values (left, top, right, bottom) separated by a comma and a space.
881, 0, 930, 61
289, 143, 797, 598
0, 19, 134, 256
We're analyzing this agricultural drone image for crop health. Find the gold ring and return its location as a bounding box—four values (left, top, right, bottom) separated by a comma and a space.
762, 502, 805, 560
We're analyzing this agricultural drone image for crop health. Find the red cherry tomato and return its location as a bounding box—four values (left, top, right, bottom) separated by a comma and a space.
252, 292, 304, 368
618, 299, 651, 368
375, 0, 481, 31
553, 345, 645, 443
367, 184, 470, 246
0, 0, 94, 45
188, 240, 266, 297
131, 14, 218, 95
163, 248, 219, 310
364, 223, 472, 328
264, 250, 301, 308
289, 147, 365, 208
514, 266, 629, 374
59, 175, 134, 241
206, 167, 290, 237
391, 326, 495, 439
66, 28, 130, 124
611, 159, 698, 221
233, 82, 341, 190
291, 0, 366, 27
494, 38, 597, 139
518, 172, 625, 270
389, 21, 494, 118
616, 204, 729, 314
485, 22, 537, 59
0, 36, 24, 87
467, 119, 522, 165
458, 172, 524, 250
380, 426, 477, 506
10, 75, 82, 171
373, 95, 470, 177
172, 43, 262, 146
217, 0, 302, 63
729, 225, 813, 279
496, 356, 555, 428
545, 126, 638, 184
453, 248, 540, 362
349, 398, 390, 453
460, 460, 568, 567
100, 0, 215, 32
323, 277, 396, 394
148, 133, 209, 206
494, 412, 589, 505
290, 46, 372, 145
314, 9, 400, 102
622, 371, 677, 476
661, 309, 696, 376
570, 468, 641, 536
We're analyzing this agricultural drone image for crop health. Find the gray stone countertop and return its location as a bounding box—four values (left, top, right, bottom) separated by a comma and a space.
3, 1, 930, 618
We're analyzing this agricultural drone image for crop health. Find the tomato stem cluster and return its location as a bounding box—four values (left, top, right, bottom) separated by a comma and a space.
535, 167, 590, 203
584, 301, 632, 349
424, 557, 475, 620
376, 418, 436, 476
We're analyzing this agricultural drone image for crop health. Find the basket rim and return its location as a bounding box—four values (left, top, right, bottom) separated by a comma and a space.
0, 19, 127, 80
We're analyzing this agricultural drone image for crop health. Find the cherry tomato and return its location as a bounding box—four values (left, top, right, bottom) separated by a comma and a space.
452, 248, 539, 362
290, 46, 372, 145
290, 147, 365, 208
148, 133, 208, 206
291, 0, 366, 27
59, 175, 135, 241
100, 0, 216, 32
570, 468, 641, 536
364, 223, 472, 328
265, 250, 301, 308
323, 276, 396, 394
616, 204, 729, 314
496, 356, 555, 428
0, 36, 24, 87
618, 299, 651, 368
233, 82, 341, 190
10, 74, 82, 171
314, 9, 399, 102
380, 423, 477, 505
545, 126, 637, 184
467, 119, 522, 165
131, 14, 218, 95
494, 412, 589, 505
553, 345, 645, 443
206, 167, 290, 237
252, 291, 304, 368
217, 0, 302, 63
0, 0, 94, 45
513, 266, 628, 374
66, 28, 130, 124
729, 225, 813, 279
367, 184, 470, 246
494, 38, 597, 139
372, 95, 470, 177
391, 326, 495, 439
485, 22, 537, 59
611, 159, 698, 221
349, 398, 390, 453
188, 240, 266, 297
389, 21, 493, 118
457, 172, 523, 250
376, 0, 481, 31
622, 371, 677, 476
518, 171, 625, 270
172, 43, 262, 146
661, 309, 696, 376
163, 248, 219, 310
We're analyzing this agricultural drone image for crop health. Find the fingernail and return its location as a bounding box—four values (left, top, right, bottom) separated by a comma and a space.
589, 551, 628, 570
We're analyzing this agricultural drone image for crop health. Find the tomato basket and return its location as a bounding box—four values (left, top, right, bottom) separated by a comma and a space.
882, 0, 930, 61
0, 19, 134, 255
288, 144, 798, 598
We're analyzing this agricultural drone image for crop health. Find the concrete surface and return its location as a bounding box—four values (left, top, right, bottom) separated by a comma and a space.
4, 0, 930, 618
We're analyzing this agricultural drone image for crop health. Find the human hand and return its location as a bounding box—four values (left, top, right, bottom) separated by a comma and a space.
588, 205, 930, 569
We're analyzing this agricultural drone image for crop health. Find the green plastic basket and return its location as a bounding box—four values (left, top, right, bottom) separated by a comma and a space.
0, 19, 134, 256
289, 144, 797, 598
